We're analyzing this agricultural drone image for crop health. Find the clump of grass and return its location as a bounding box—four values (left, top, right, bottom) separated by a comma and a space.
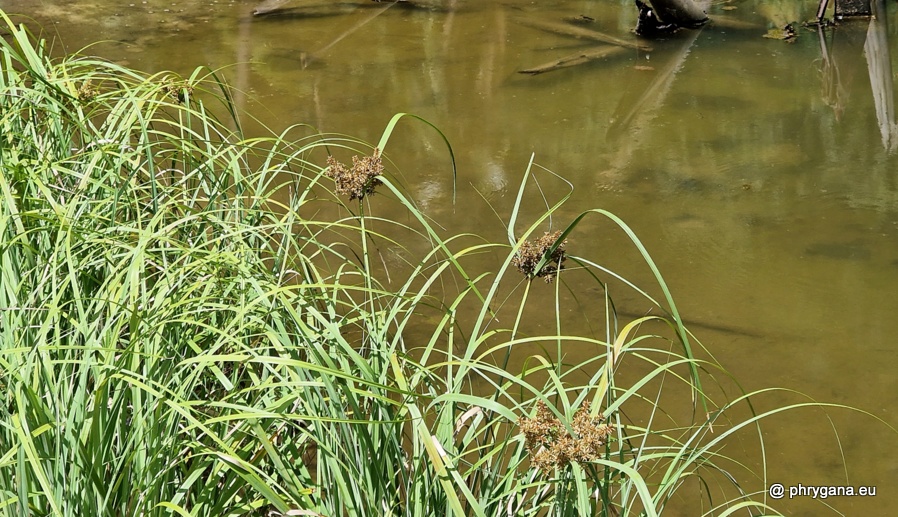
0, 9, 887, 517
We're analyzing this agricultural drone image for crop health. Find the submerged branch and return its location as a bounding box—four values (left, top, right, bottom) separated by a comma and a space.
517, 18, 653, 52
251, 0, 450, 17
519, 46, 626, 75
252, 0, 405, 17
303, 1, 397, 65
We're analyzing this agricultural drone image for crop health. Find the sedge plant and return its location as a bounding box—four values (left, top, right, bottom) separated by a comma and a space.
0, 11, 879, 517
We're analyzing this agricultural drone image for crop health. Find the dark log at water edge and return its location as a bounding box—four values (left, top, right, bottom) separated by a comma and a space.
646, 0, 708, 28
836, 0, 872, 17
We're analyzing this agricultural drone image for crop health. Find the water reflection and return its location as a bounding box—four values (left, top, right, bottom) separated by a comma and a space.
814, 0, 898, 153
865, 0, 898, 151
816, 25, 848, 120
605, 26, 702, 178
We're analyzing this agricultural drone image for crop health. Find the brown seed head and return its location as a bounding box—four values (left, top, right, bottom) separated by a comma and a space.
77, 80, 99, 103
325, 149, 384, 201
518, 400, 614, 473
162, 78, 194, 104
512, 230, 568, 283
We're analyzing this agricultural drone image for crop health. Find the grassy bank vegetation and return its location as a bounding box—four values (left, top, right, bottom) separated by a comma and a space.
0, 11, 869, 517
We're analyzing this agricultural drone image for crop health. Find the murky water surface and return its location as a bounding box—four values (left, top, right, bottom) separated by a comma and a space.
4, 0, 898, 512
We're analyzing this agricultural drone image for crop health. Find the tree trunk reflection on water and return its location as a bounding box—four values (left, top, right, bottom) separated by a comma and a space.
864, 0, 898, 152
820, 0, 898, 152
233, 13, 253, 130
603, 1, 710, 179
817, 25, 848, 121
302, 2, 396, 67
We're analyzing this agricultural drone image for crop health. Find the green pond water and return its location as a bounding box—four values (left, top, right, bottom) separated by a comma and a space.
3, 0, 898, 513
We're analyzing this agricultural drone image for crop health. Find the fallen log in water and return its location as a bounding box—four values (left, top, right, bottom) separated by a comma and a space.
519, 46, 626, 75
517, 18, 652, 52
253, 0, 289, 15
252, 0, 446, 17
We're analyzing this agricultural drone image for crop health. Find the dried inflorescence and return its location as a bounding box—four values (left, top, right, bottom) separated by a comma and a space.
512, 230, 567, 283
518, 401, 614, 473
76, 80, 99, 103
162, 78, 194, 104
325, 149, 384, 201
